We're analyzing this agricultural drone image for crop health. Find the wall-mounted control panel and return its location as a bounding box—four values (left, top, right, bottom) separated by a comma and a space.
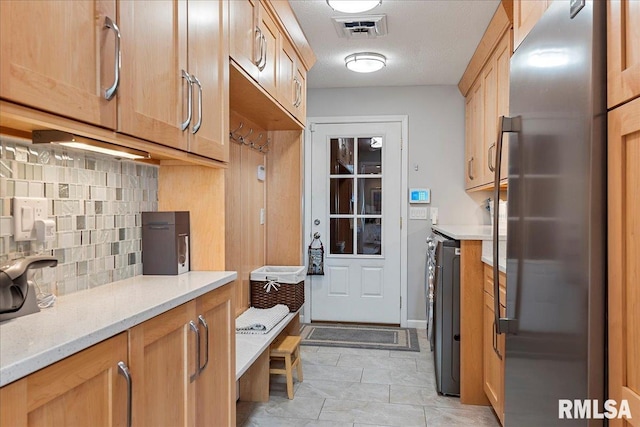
409, 188, 431, 204
13, 197, 49, 241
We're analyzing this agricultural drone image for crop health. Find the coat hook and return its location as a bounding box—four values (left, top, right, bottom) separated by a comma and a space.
248, 133, 264, 148
239, 128, 253, 144
229, 122, 243, 137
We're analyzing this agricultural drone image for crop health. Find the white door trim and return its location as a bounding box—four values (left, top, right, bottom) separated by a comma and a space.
302, 115, 409, 327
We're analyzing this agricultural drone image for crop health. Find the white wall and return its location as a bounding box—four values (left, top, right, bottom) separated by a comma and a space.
307, 85, 491, 324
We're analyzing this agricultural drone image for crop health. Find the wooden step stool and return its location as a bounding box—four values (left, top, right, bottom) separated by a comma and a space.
269, 335, 303, 399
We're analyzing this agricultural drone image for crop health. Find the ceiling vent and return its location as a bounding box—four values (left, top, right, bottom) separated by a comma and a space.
331, 14, 388, 39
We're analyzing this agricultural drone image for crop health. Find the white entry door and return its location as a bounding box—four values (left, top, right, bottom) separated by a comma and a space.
310, 121, 402, 324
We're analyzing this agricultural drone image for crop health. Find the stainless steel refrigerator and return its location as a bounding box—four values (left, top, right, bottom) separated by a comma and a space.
492, 1, 606, 425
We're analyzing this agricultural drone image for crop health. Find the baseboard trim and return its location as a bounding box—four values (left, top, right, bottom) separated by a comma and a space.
407, 319, 427, 330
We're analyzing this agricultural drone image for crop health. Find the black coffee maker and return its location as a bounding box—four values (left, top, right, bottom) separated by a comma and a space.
142, 211, 190, 275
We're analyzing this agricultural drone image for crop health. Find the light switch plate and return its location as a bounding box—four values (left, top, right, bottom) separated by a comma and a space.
409, 207, 428, 220
13, 197, 48, 241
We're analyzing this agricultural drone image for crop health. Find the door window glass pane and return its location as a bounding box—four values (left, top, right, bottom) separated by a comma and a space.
330, 138, 354, 174
330, 218, 353, 254
330, 178, 353, 214
357, 218, 382, 255
358, 137, 382, 174
358, 178, 382, 215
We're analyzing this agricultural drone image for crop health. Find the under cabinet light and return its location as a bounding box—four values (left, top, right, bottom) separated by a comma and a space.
327, 0, 381, 14
32, 130, 150, 160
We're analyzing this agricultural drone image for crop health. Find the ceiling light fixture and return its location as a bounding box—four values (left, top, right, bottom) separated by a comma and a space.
345, 52, 386, 73
326, 0, 381, 14
32, 130, 150, 160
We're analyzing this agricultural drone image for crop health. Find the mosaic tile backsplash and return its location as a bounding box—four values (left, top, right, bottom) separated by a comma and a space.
0, 136, 159, 296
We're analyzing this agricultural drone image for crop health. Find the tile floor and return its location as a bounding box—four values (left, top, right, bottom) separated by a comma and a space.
236, 328, 501, 427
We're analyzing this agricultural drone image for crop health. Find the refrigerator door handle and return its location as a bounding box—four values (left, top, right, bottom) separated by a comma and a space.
493, 115, 521, 335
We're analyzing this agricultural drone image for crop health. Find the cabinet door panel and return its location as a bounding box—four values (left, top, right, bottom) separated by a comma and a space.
608, 97, 640, 427
482, 56, 498, 186
607, 0, 640, 108
0, 333, 128, 427
118, 0, 188, 150
465, 82, 483, 189
257, 3, 279, 97
495, 33, 511, 181
278, 38, 297, 112
187, 0, 229, 162
129, 302, 196, 427
295, 66, 307, 124
0, 0, 117, 128
196, 285, 235, 427
230, 0, 259, 80
513, 0, 549, 51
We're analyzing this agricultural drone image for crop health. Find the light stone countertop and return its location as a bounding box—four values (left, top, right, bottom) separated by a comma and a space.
0, 271, 236, 387
431, 224, 507, 241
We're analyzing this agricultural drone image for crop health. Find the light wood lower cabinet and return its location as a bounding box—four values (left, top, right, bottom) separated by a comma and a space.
129, 285, 235, 427
608, 96, 640, 427
483, 265, 506, 425
0, 285, 234, 427
0, 333, 129, 427
195, 284, 235, 426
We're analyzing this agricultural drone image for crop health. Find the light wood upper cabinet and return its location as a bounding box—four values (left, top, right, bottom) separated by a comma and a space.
465, 81, 484, 190
186, 0, 229, 162
118, 0, 228, 162
0, 333, 129, 427
607, 0, 640, 108
230, 0, 260, 81
118, 0, 189, 151
278, 38, 307, 125
608, 96, 640, 427
257, 2, 280, 98
465, 30, 511, 190
0, 0, 118, 129
513, 0, 550, 52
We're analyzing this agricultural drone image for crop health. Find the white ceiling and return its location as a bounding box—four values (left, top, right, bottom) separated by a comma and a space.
289, 0, 501, 89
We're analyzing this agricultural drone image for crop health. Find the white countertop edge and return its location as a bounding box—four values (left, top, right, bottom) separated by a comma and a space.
481, 256, 507, 274
235, 311, 299, 381
432, 224, 507, 241
0, 271, 237, 387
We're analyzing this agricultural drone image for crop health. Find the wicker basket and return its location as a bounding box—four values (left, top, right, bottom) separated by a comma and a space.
250, 266, 305, 312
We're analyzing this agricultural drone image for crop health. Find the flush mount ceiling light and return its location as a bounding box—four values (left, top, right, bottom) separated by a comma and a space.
345, 52, 386, 73
32, 130, 150, 160
326, 0, 381, 14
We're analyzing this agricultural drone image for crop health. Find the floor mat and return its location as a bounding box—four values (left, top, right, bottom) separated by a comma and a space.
300, 323, 420, 352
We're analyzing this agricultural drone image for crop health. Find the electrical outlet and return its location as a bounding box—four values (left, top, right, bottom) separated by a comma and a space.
13, 197, 48, 241
430, 207, 439, 225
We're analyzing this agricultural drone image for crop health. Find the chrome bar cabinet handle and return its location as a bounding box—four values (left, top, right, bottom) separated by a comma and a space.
181, 70, 193, 131
488, 143, 496, 172
189, 320, 200, 381
198, 315, 209, 373
117, 361, 132, 427
254, 27, 263, 67
493, 115, 521, 335
191, 75, 203, 134
258, 34, 267, 71
467, 157, 474, 180
104, 17, 121, 100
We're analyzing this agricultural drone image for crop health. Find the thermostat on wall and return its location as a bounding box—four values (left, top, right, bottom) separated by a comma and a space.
409, 188, 431, 204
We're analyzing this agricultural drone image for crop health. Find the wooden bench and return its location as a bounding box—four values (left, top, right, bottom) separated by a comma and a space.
235, 309, 300, 402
